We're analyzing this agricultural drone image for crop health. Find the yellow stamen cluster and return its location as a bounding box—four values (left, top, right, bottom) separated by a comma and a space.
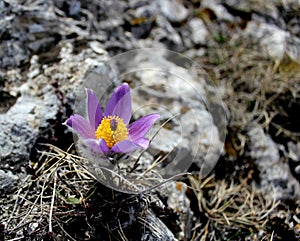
95, 116, 128, 148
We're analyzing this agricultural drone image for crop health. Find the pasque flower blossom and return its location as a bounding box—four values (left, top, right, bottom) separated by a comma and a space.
65, 83, 160, 155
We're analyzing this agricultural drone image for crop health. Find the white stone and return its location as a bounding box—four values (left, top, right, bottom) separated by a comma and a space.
245, 21, 287, 60
157, 0, 189, 23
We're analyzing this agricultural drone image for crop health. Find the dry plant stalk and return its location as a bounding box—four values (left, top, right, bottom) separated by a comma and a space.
189, 174, 279, 240
3, 144, 96, 240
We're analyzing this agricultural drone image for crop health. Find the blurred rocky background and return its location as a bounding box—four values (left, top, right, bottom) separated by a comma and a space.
0, 0, 300, 240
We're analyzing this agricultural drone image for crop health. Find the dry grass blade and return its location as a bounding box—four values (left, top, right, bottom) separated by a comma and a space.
48, 171, 57, 233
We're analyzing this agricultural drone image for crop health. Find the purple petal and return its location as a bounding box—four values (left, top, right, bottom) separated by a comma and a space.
87, 89, 103, 130
111, 140, 140, 153
129, 113, 160, 141
65, 114, 95, 139
85, 139, 101, 153
99, 139, 110, 154
133, 137, 149, 149
85, 138, 110, 154
104, 83, 132, 124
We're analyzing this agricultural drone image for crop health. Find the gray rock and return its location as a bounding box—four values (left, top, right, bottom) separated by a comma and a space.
0, 0, 93, 68
188, 18, 209, 46
244, 21, 287, 60
149, 128, 184, 154
288, 142, 300, 176
248, 125, 300, 200
0, 170, 19, 194
160, 181, 193, 240
180, 109, 224, 176
286, 35, 300, 64
201, 0, 235, 22
222, 0, 280, 20
0, 95, 39, 169
156, 0, 188, 23
151, 15, 183, 50
0, 40, 29, 68
244, 17, 300, 63
0, 88, 60, 170
123, 3, 156, 39
141, 210, 178, 241
53, 0, 81, 17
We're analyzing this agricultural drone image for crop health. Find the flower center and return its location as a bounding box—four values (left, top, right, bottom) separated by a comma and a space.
95, 116, 128, 148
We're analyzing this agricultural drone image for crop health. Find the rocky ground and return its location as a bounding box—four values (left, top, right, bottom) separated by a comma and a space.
0, 0, 300, 240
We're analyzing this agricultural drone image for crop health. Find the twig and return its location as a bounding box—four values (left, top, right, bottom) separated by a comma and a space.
9, 192, 42, 232
49, 172, 57, 233
6, 175, 30, 226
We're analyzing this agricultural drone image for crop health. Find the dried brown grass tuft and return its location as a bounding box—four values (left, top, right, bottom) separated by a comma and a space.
188, 174, 279, 241
200, 35, 300, 155
3, 144, 98, 240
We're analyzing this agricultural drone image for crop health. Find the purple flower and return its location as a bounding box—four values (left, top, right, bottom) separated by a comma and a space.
65, 83, 160, 155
